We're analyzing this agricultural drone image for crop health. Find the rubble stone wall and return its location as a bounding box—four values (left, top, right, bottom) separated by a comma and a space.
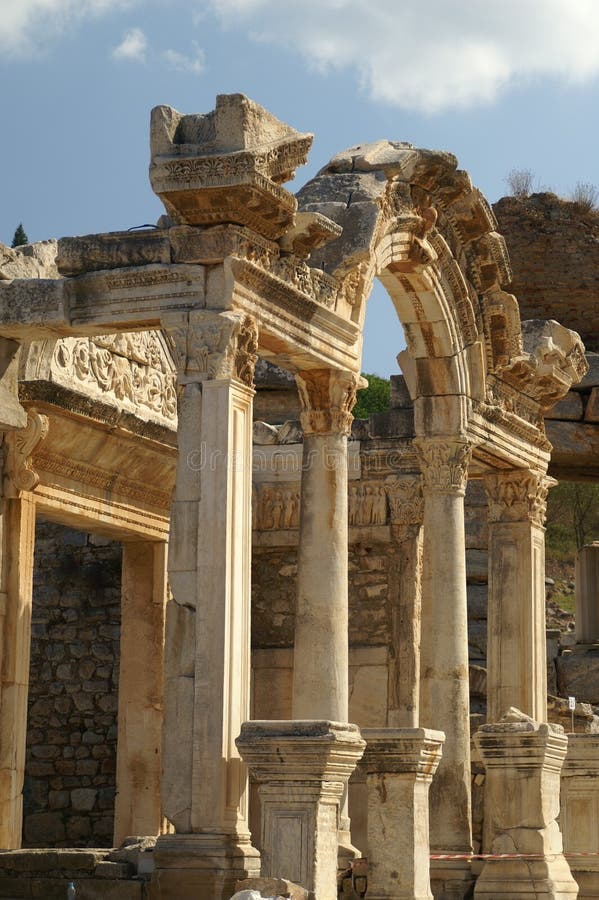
23, 521, 122, 848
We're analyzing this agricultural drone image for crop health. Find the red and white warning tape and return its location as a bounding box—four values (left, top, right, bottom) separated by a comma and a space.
431, 852, 599, 860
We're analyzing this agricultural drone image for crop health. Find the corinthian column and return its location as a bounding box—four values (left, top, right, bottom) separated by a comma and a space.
293, 368, 362, 722
483, 469, 553, 723
415, 438, 473, 890
293, 368, 363, 863
154, 311, 260, 900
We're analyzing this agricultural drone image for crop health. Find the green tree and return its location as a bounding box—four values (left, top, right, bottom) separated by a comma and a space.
353, 373, 390, 419
11, 223, 28, 248
546, 481, 599, 556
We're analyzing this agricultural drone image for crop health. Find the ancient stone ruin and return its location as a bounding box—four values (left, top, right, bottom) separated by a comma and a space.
0, 93, 597, 899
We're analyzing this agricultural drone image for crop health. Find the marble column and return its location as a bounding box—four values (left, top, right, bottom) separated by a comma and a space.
153, 311, 260, 900
484, 469, 553, 723
361, 728, 445, 900
415, 438, 473, 896
0, 410, 46, 849
292, 368, 362, 864
114, 541, 168, 845
474, 715, 578, 899
575, 543, 599, 644
385, 475, 424, 729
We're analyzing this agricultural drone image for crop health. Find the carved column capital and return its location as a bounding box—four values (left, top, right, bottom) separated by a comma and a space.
3, 408, 49, 497
163, 311, 258, 387
385, 474, 424, 531
484, 468, 556, 528
414, 438, 472, 495
295, 369, 364, 436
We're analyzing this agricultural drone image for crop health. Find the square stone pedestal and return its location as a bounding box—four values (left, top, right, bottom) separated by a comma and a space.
361, 727, 445, 900
150, 833, 260, 900
561, 734, 599, 898
236, 720, 365, 900
474, 711, 578, 899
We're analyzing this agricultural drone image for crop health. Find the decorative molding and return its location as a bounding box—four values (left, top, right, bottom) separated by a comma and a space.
414, 439, 472, 494
484, 469, 556, 528
164, 312, 259, 386
4, 409, 49, 496
384, 475, 423, 526
51, 331, 177, 426
295, 369, 364, 436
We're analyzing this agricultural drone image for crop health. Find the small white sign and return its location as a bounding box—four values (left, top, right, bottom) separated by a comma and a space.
568, 696, 576, 711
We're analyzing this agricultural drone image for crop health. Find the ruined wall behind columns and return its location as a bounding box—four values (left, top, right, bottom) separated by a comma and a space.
23, 521, 122, 848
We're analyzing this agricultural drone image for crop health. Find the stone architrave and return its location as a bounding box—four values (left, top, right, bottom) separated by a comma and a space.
414, 438, 474, 897
384, 475, 424, 729
361, 728, 445, 900
561, 734, 599, 898
483, 468, 554, 723
236, 721, 366, 900
0, 411, 47, 847
152, 311, 260, 900
474, 711, 578, 899
114, 540, 168, 845
575, 544, 599, 644
292, 368, 364, 863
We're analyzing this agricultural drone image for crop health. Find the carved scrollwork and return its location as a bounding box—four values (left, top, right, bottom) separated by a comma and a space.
484, 469, 556, 528
52, 331, 177, 424
4, 409, 49, 496
384, 475, 424, 526
414, 439, 472, 494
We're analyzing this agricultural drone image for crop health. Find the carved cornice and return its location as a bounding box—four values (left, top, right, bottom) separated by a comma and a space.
414, 439, 472, 494
164, 311, 258, 386
384, 474, 423, 526
295, 369, 364, 436
4, 409, 49, 496
484, 469, 556, 528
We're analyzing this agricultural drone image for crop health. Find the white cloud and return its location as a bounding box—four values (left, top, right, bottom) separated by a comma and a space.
112, 26, 147, 61
208, 0, 599, 112
0, 0, 132, 56
162, 43, 205, 75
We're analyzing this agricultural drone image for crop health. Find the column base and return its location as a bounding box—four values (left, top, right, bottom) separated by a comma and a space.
151, 833, 260, 900
473, 856, 579, 898
430, 858, 474, 900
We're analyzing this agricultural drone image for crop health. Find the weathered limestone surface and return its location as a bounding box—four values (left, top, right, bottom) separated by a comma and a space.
361, 728, 444, 900
576, 544, 599, 644
561, 735, 599, 899
474, 710, 578, 899
237, 721, 365, 900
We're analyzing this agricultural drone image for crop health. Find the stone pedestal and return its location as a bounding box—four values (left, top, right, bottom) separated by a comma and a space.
236, 721, 365, 900
576, 544, 599, 644
361, 728, 444, 900
153, 312, 260, 899
561, 734, 599, 899
484, 469, 552, 723
474, 713, 578, 899
416, 438, 473, 896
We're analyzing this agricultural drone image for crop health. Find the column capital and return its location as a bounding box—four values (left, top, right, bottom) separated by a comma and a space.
295, 369, 364, 436
385, 474, 423, 527
163, 310, 258, 386
484, 468, 557, 528
414, 438, 472, 494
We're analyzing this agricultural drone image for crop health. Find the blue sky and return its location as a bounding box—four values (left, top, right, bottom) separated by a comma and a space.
1, 0, 598, 376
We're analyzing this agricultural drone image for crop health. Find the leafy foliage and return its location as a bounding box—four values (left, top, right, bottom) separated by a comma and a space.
353, 373, 390, 419
546, 481, 599, 561
11, 223, 29, 248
